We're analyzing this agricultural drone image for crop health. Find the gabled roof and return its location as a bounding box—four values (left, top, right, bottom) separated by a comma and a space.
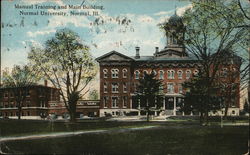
95, 50, 134, 62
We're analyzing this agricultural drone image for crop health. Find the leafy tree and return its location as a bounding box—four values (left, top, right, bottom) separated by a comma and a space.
243, 99, 249, 114
89, 89, 99, 100
182, 74, 222, 125
160, 0, 248, 123
1, 65, 40, 119
28, 28, 97, 122
135, 72, 163, 122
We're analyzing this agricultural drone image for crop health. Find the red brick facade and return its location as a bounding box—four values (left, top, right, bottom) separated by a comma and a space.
0, 85, 60, 118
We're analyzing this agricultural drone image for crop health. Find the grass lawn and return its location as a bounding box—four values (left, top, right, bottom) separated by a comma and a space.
0, 120, 249, 155
0, 119, 168, 137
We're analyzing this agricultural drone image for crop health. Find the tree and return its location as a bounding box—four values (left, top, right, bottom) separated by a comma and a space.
89, 89, 99, 100
135, 72, 163, 122
243, 99, 249, 114
160, 0, 248, 123
28, 28, 97, 122
182, 74, 222, 125
1, 65, 40, 119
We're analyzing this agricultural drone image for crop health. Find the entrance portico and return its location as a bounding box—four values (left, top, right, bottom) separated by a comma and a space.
132, 93, 185, 116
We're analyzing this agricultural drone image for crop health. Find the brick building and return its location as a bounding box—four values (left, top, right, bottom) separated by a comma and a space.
96, 13, 241, 117
0, 84, 100, 119
0, 84, 60, 119
48, 100, 100, 117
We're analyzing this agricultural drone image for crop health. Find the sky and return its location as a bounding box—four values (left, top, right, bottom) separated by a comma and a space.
1, 0, 192, 69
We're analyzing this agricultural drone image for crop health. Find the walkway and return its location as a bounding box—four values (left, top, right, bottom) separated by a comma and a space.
0, 126, 157, 143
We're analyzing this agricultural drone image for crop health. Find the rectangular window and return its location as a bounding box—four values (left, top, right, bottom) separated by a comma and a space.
178, 84, 183, 93
40, 101, 44, 107
123, 96, 127, 107
26, 101, 31, 107
123, 83, 127, 93
112, 83, 119, 93
10, 102, 14, 108
112, 97, 118, 108
4, 92, 8, 98
104, 83, 108, 93
167, 83, 174, 93
186, 71, 191, 79
103, 97, 108, 108
26, 89, 30, 97
10, 92, 14, 98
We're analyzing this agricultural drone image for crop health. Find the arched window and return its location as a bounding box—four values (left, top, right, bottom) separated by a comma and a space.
122, 69, 127, 78
151, 70, 157, 76
103, 69, 108, 78
111, 69, 119, 78
159, 70, 164, 79
167, 70, 175, 79
220, 68, 228, 77
135, 70, 140, 79
193, 70, 199, 76
186, 70, 191, 79
177, 70, 183, 79
143, 70, 148, 79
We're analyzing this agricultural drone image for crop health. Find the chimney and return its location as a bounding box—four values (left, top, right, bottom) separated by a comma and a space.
44, 80, 48, 87
135, 47, 140, 59
155, 47, 159, 53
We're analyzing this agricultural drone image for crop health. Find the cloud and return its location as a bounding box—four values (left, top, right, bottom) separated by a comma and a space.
89, 14, 165, 57
154, 11, 172, 16
27, 29, 56, 37
177, 4, 193, 16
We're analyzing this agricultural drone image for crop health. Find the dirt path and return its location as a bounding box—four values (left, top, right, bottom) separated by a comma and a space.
0, 126, 157, 143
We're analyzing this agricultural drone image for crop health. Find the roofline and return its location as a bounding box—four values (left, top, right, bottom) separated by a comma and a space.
95, 50, 135, 62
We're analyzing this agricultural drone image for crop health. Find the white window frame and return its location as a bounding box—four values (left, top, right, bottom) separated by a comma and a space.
178, 83, 183, 94
167, 83, 174, 93
177, 70, 183, 79
112, 83, 119, 93
111, 69, 119, 78
186, 70, 191, 79
104, 83, 108, 93
151, 70, 157, 76
159, 70, 164, 79
135, 70, 140, 79
103, 96, 108, 108
112, 96, 118, 108
193, 69, 199, 76
167, 70, 175, 79
122, 69, 127, 78
103, 69, 108, 78
123, 96, 127, 108
123, 83, 127, 93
